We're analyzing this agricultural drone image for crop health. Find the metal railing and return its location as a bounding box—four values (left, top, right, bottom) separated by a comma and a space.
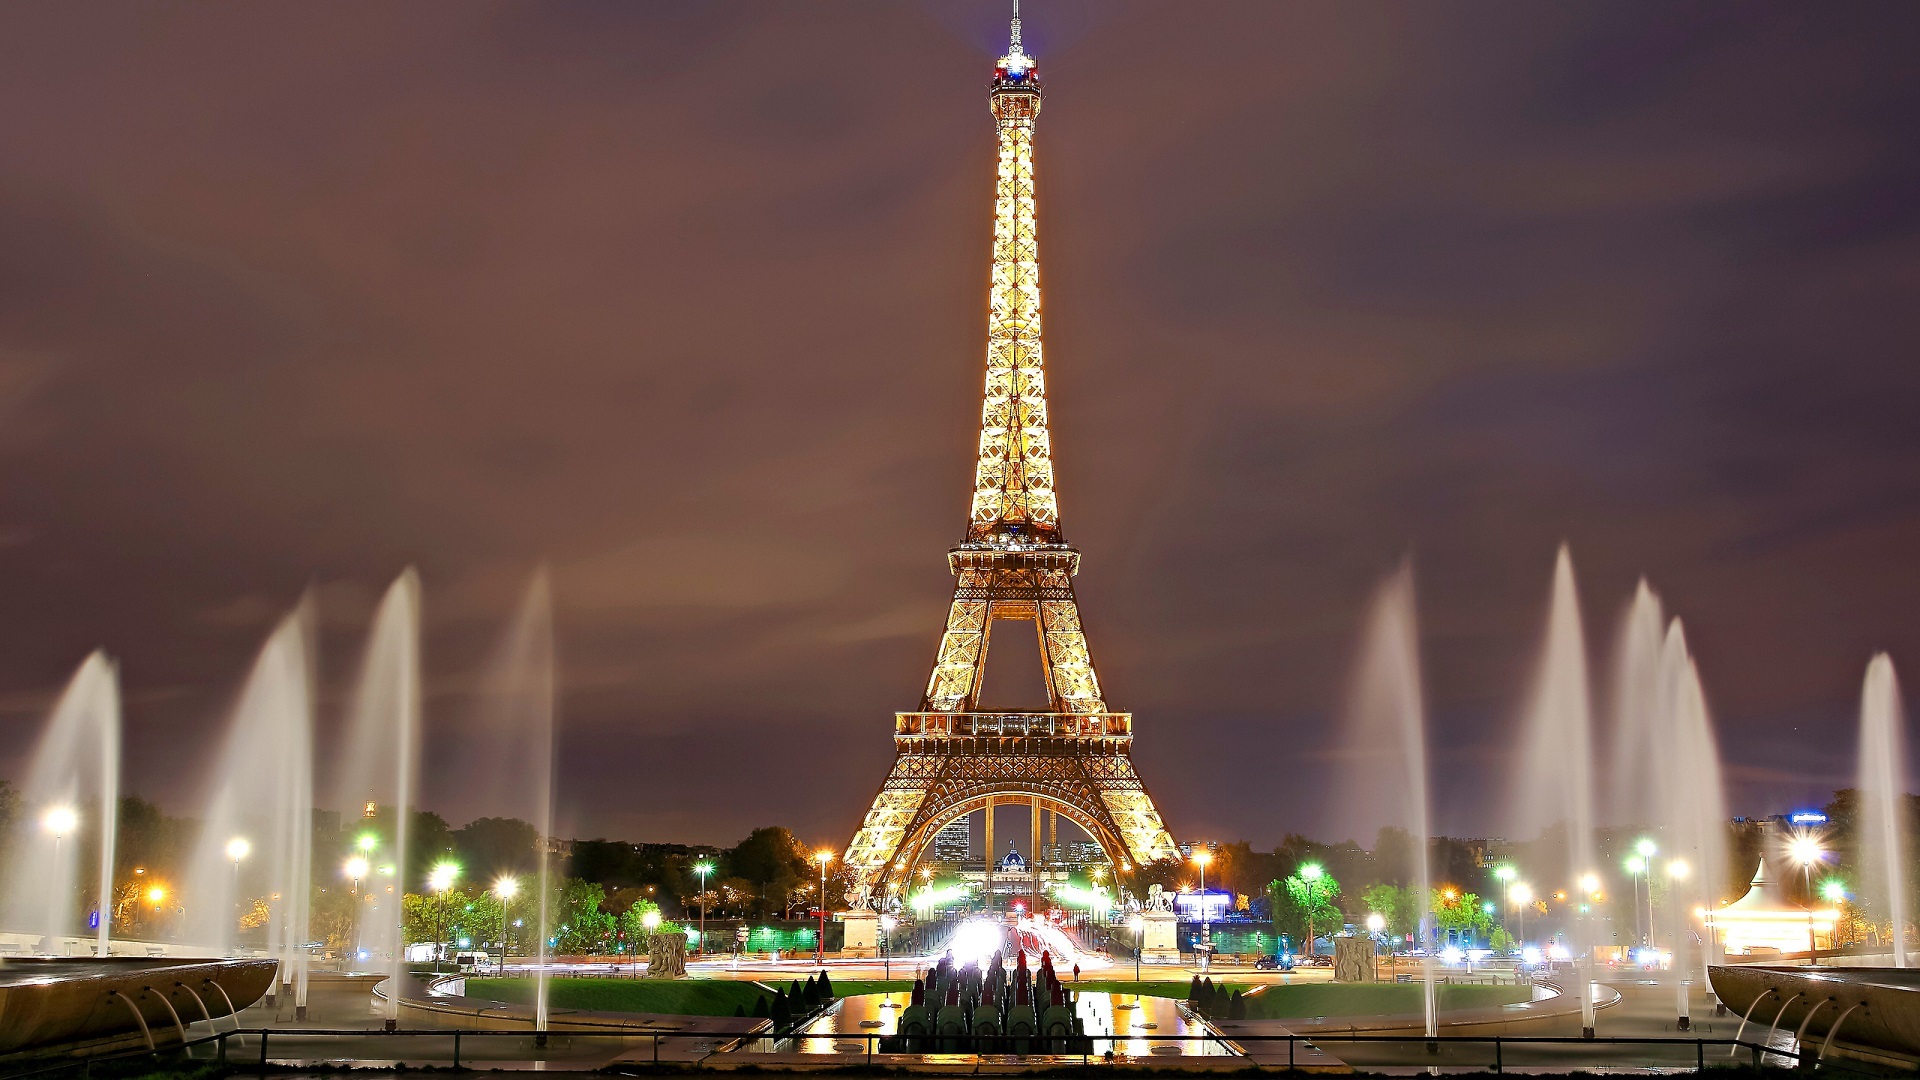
0, 1025, 1882, 1078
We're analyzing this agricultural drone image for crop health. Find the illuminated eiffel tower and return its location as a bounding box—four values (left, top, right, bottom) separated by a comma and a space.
841, 5, 1178, 900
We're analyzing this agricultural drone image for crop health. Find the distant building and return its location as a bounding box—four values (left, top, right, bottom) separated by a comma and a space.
932, 820, 971, 864
1044, 840, 1104, 867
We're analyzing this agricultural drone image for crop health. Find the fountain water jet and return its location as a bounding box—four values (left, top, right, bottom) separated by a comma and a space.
334, 569, 421, 1026
1655, 620, 1727, 1024
1605, 582, 1728, 1025
180, 601, 315, 1013
455, 571, 556, 1030
1857, 654, 1907, 968
0, 652, 120, 956
1342, 561, 1437, 1038
1513, 545, 1598, 1036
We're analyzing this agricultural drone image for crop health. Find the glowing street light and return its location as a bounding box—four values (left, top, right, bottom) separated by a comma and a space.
641, 909, 661, 931
879, 913, 898, 978
1128, 913, 1146, 980
1193, 849, 1214, 970
1508, 882, 1534, 946
429, 861, 460, 972
43, 806, 78, 838
1365, 912, 1386, 934
693, 860, 714, 956
1821, 879, 1847, 904
345, 856, 370, 889
43, 806, 78, 873
1667, 859, 1690, 880
357, 833, 379, 854
1786, 833, 1828, 963
814, 850, 833, 962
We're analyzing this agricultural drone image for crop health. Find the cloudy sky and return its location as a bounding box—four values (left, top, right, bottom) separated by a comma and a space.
0, 2, 1916, 849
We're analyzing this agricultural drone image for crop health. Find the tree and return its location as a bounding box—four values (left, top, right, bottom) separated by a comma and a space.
1430, 888, 1495, 944
1360, 883, 1416, 940
1278, 864, 1341, 954
551, 878, 618, 954
727, 828, 810, 918
453, 817, 539, 878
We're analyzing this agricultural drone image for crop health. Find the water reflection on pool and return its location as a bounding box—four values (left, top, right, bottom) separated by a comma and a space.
796, 991, 1231, 1058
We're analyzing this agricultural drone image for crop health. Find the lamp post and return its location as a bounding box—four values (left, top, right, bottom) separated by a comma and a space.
493, 876, 520, 970
225, 837, 251, 951
1300, 862, 1326, 959
43, 805, 77, 868
880, 914, 897, 979
694, 861, 714, 957
1788, 833, 1825, 964
1366, 911, 1387, 978
1508, 883, 1533, 950
1193, 849, 1213, 971
1493, 865, 1516, 939
1624, 855, 1647, 947
1129, 913, 1145, 981
428, 862, 460, 972
814, 850, 833, 963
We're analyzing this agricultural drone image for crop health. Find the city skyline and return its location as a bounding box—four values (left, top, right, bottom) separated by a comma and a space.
0, 3, 1916, 848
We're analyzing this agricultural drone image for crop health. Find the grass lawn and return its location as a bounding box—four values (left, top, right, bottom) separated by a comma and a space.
465, 978, 773, 1016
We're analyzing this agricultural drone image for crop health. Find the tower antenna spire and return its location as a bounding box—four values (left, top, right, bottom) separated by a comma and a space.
1010, 0, 1022, 53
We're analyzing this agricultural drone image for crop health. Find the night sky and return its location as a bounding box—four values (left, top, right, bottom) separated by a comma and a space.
1, 3, 1917, 850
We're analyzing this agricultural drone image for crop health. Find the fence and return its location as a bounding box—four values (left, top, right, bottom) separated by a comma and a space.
0, 1025, 1880, 1079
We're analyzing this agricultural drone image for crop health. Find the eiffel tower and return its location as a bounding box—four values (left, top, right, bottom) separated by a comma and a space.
841, 5, 1178, 899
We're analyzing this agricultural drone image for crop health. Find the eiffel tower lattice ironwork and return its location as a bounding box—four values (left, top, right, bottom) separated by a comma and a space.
841, 11, 1179, 897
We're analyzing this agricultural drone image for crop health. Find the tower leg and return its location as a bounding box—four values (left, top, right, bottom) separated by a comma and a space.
1031, 796, 1042, 910
984, 798, 995, 909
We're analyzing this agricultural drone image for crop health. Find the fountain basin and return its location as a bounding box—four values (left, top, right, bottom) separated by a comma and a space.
0, 956, 274, 1055
1710, 964, 1920, 1064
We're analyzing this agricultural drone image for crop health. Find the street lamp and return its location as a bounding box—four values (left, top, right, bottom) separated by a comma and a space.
44, 806, 78, 875
1301, 863, 1326, 960
880, 914, 897, 979
493, 876, 520, 966
346, 856, 370, 892
694, 861, 714, 957
1788, 834, 1825, 962
1508, 883, 1533, 947
429, 861, 460, 972
814, 850, 833, 963
1193, 849, 1213, 970
1129, 913, 1145, 981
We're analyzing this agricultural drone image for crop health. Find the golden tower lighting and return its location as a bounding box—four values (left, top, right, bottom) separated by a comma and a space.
840, 4, 1178, 898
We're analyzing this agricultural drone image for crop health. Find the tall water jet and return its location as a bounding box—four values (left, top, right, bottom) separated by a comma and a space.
0, 652, 120, 956
1606, 582, 1728, 1026
180, 601, 315, 1014
455, 571, 556, 1030
1857, 654, 1908, 968
334, 570, 421, 1027
1654, 620, 1727, 1024
1513, 545, 1597, 1036
1342, 561, 1437, 1038
1605, 582, 1666, 830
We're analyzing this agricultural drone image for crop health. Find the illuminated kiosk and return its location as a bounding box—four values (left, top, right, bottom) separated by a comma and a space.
1706, 857, 1837, 955
839, 4, 1178, 903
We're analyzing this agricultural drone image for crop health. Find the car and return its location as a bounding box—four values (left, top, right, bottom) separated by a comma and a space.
1297, 953, 1333, 968
1254, 954, 1292, 971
